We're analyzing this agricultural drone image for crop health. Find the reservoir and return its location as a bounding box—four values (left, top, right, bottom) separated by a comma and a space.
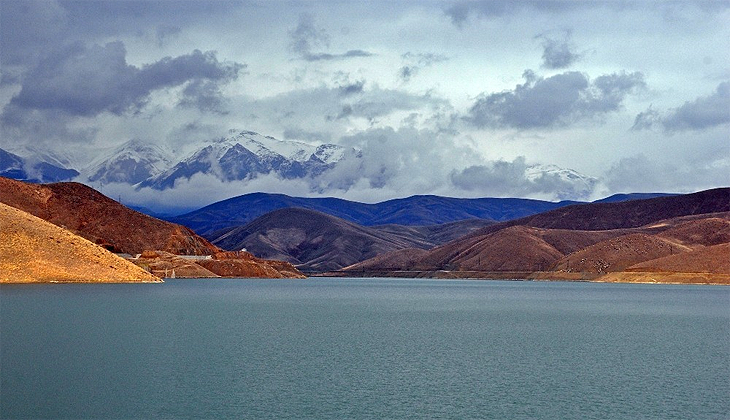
2, 278, 729, 419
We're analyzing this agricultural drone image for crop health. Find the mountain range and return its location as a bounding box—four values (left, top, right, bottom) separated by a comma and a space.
0, 130, 598, 204
0, 174, 727, 284
171, 193, 583, 236
340, 188, 730, 284
193, 187, 728, 277
1, 130, 355, 191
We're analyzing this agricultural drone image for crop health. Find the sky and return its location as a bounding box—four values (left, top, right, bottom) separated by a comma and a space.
1, 0, 729, 208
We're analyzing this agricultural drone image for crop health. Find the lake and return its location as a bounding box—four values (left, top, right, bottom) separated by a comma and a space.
1, 278, 729, 419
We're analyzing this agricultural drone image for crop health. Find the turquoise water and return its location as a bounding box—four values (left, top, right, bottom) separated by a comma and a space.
1, 278, 729, 419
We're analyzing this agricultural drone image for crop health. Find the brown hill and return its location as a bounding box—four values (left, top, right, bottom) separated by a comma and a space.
656, 215, 730, 246
518, 187, 730, 231
404, 226, 622, 272
344, 248, 430, 272
211, 207, 442, 272
551, 233, 682, 274
626, 243, 730, 274
0, 203, 160, 283
343, 200, 730, 284
0, 177, 219, 255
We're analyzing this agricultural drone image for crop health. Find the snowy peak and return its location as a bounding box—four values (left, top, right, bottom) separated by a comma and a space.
136, 131, 352, 190
85, 139, 173, 185
525, 164, 598, 200
0, 148, 79, 183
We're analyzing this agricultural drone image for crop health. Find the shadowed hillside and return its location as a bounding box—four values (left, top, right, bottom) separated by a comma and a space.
210, 208, 495, 271
212, 207, 437, 272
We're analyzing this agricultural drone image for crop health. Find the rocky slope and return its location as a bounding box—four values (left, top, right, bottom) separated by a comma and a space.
0, 203, 160, 283
0, 176, 220, 255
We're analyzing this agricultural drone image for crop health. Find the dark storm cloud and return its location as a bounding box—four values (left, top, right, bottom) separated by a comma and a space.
5, 41, 244, 117
178, 80, 229, 114
632, 82, 730, 132
0, 0, 68, 65
444, 1, 585, 26
449, 157, 596, 200
466, 70, 645, 129
288, 14, 372, 62
536, 32, 581, 69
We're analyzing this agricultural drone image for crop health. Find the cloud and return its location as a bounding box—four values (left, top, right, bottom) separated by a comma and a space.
178, 80, 229, 114
0, 0, 68, 65
239, 83, 449, 139
288, 14, 330, 56
449, 157, 597, 200
4, 41, 244, 117
602, 153, 730, 193
305, 50, 374, 62
444, 1, 585, 26
288, 14, 372, 62
155, 25, 182, 47
315, 127, 473, 194
536, 31, 581, 69
466, 69, 645, 129
633, 81, 730, 132
399, 52, 449, 82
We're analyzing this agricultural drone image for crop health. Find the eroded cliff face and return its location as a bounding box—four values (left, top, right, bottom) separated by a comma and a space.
0, 203, 160, 283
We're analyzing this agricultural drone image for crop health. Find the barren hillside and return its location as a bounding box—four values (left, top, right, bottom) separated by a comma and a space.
0, 177, 219, 255
0, 203, 160, 283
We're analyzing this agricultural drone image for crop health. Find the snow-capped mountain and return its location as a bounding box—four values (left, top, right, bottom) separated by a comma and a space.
84, 139, 173, 185
525, 164, 598, 200
0, 148, 79, 183
137, 131, 351, 190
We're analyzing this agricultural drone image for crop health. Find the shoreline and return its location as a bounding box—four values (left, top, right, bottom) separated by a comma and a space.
312, 270, 730, 285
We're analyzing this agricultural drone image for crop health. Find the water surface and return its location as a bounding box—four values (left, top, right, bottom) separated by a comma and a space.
2, 278, 728, 419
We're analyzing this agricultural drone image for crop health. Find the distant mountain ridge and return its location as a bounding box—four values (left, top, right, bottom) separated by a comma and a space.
169, 191, 675, 236
3, 130, 602, 206
84, 139, 172, 185
170, 192, 581, 235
